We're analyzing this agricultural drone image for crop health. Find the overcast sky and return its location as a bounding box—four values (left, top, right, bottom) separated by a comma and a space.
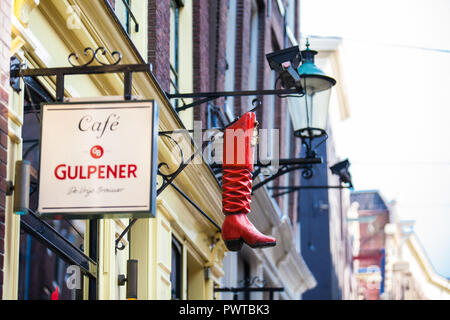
300, 0, 450, 278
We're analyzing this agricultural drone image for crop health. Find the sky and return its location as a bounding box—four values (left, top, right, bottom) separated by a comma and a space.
300, 0, 450, 278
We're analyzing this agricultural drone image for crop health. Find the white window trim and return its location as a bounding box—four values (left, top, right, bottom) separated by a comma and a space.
286, 26, 298, 46
276, 0, 285, 17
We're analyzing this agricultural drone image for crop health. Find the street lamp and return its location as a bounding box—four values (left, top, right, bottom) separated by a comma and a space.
289, 40, 336, 141
266, 40, 336, 158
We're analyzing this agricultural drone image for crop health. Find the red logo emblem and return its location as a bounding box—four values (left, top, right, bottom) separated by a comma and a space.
90, 145, 104, 159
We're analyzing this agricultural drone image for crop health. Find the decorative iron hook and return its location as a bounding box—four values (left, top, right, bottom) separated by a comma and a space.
238, 276, 267, 288
157, 133, 186, 193
249, 98, 262, 112
68, 47, 122, 67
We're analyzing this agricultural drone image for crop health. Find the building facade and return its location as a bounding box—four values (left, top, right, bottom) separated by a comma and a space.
0, 0, 11, 300
351, 190, 450, 300
2, 0, 228, 300
383, 206, 450, 300
351, 190, 391, 300
295, 36, 356, 300
1, 0, 320, 300
215, 0, 317, 300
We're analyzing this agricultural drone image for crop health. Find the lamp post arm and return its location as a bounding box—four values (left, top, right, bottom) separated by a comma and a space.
269, 185, 352, 198
252, 164, 312, 193
166, 88, 303, 112
209, 157, 322, 169
209, 157, 323, 193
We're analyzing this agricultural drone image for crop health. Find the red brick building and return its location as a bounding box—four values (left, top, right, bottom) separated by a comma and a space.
145, 0, 303, 230
1, 0, 316, 300
351, 191, 391, 300
145, 0, 313, 298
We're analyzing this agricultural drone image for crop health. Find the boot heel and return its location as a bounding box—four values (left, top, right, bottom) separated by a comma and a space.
224, 239, 244, 251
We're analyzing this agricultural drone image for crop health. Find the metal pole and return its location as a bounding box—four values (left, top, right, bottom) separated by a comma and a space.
167, 88, 301, 99
88, 219, 98, 300
124, 71, 132, 100
170, 183, 221, 232
56, 72, 65, 102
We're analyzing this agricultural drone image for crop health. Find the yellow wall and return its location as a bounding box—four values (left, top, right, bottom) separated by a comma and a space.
5, 0, 226, 300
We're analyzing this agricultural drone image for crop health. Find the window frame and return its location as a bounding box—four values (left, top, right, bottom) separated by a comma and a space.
170, 235, 183, 300
17, 78, 98, 300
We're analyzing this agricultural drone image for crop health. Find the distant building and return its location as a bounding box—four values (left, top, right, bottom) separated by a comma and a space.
297, 37, 355, 300
298, 131, 355, 300
383, 208, 450, 300
351, 190, 391, 300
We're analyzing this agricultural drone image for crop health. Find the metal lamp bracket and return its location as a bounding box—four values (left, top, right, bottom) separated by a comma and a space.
166, 88, 304, 112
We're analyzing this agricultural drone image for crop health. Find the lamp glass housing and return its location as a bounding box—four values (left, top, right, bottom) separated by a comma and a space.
288, 78, 333, 138
288, 45, 336, 139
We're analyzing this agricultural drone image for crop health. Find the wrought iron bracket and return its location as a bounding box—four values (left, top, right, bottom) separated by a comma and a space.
166, 88, 304, 112
10, 47, 151, 101
21, 210, 97, 278
213, 276, 284, 300
10, 47, 323, 252
210, 157, 323, 193
116, 131, 322, 250
269, 184, 352, 198
115, 131, 219, 252
252, 161, 321, 193
116, 132, 322, 250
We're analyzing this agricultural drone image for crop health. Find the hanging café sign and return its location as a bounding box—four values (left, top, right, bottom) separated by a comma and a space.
37, 100, 159, 219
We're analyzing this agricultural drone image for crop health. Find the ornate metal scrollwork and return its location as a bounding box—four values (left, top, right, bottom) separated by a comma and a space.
68, 47, 122, 67
249, 98, 262, 112
238, 276, 268, 288
157, 133, 186, 193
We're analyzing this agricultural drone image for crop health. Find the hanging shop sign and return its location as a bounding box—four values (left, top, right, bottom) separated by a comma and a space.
38, 100, 159, 219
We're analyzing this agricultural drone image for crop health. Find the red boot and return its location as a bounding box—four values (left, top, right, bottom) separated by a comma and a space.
221, 112, 276, 251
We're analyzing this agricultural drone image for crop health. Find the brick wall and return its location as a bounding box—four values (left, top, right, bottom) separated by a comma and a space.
212, 0, 228, 96
193, 0, 211, 128
148, 0, 301, 222
0, 0, 11, 299
148, 0, 171, 92
232, 0, 251, 116
202, 0, 301, 218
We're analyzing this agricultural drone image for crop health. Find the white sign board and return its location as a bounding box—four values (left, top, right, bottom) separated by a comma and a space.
38, 100, 158, 219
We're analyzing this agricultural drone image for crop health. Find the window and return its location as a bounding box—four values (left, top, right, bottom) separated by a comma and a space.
115, 0, 130, 33
18, 225, 85, 300
236, 254, 250, 300
112, 0, 139, 34
170, 0, 181, 95
109, 0, 146, 57
170, 237, 183, 299
225, 0, 237, 119
248, 0, 260, 106
17, 78, 93, 300
285, 0, 296, 32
